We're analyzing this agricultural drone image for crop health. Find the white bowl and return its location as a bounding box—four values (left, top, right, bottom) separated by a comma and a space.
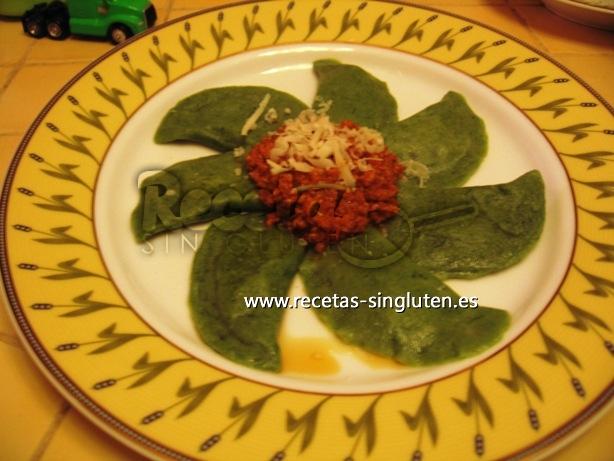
543, 0, 614, 30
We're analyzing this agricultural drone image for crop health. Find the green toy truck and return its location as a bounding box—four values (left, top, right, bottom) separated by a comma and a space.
18, 0, 156, 44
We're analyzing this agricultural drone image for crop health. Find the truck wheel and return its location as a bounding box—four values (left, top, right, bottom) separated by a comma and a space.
22, 4, 47, 39
24, 17, 46, 38
109, 24, 133, 45
46, 18, 70, 40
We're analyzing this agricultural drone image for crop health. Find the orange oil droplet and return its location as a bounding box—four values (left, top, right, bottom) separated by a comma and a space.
279, 336, 406, 375
279, 336, 340, 375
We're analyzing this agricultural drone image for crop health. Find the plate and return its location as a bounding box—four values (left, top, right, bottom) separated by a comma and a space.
543, 0, 614, 31
1, 1, 613, 460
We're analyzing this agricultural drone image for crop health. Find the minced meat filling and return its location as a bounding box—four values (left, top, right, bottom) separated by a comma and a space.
247, 109, 404, 252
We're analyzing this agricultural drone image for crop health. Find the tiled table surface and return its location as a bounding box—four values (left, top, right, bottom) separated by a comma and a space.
1, 1, 612, 460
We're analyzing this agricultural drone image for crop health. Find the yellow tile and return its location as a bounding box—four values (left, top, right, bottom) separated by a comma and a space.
171, 0, 243, 11
0, 140, 21, 338
0, 65, 16, 92
547, 407, 614, 461
166, 8, 198, 22
0, 134, 22, 171
409, 0, 507, 4
515, 5, 614, 54
151, 0, 173, 12
551, 53, 614, 104
442, 5, 542, 48
0, 135, 23, 339
27, 36, 113, 64
0, 296, 18, 338
0, 19, 35, 65
0, 298, 16, 335
151, 0, 173, 22
0, 62, 86, 134
0, 341, 67, 460
41, 408, 148, 461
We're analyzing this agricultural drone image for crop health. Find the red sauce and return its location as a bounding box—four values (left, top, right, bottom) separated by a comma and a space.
246, 120, 404, 252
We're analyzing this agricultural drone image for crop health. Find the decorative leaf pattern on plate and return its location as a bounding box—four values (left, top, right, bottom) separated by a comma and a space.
560, 150, 613, 169
362, 7, 403, 43
454, 369, 493, 457
475, 56, 539, 79
421, 25, 473, 55
67, 95, 110, 140
535, 322, 588, 398
449, 39, 506, 65
305, 0, 331, 40
93, 71, 128, 118
1, 3, 611, 460
33, 194, 90, 220
149, 35, 177, 84
211, 11, 234, 58
17, 258, 106, 280
120, 52, 151, 100
243, 4, 264, 49
29, 152, 92, 191
91, 352, 191, 390
274, 1, 296, 44
30, 225, 96, 249
499, 348, 543, 430
393, 14, 438, 48
343, 395, 382, 457
200, 389, 282, 452
335, 2, 367, 40
55, 323, 154, 354
573, 263, 614, 297
33, 290, 127, 317
560, 294, 613, 354
402, 384, 438, 460
179, 21, 204, 70
275, 396, 332, 456
47, 122, 98, 164
502, 76, 569, 96
141, 377, 234, 425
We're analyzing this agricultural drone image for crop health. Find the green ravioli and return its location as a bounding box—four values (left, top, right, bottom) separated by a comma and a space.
384, 171, 545, 279
191, 224, 306, 371
313, 59, 398, 129
155, 86, 307, 151
382, 91, 487, 187
132, 154, 263, 241
299, 244, 510, 366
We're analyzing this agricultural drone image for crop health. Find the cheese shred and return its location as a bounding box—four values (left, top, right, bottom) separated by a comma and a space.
241, 93, 271, 136
266, 108, 386, 188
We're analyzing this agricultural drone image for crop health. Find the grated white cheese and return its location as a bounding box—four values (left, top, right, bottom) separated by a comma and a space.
266, 108, 386, 188
266, 159, 290, 175
314, 97, 333, 115
241, 93, 271, 136
264, 107, 278, 124
233, 147, 246, 158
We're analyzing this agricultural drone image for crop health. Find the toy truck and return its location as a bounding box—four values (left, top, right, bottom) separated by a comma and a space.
19, 0, 157, 44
